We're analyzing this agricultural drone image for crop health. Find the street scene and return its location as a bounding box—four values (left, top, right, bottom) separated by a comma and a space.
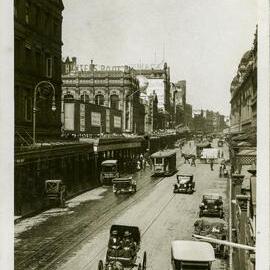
15, 140, 229, 270
13, 1, 257, 270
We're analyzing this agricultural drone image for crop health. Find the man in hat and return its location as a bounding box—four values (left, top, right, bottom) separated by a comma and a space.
121, 230, 136, 257
108, 230, 121, 250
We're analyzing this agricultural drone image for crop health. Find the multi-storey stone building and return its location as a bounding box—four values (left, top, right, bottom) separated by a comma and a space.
62, 59, 145, 134
230, 30, 257, 134
14, 0, 64, 143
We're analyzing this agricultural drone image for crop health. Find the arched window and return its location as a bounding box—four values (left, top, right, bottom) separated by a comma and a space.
80, 93, 89, 103
95, 94, 104, 106
64, 94, 74, 101
110, 95, 119, 110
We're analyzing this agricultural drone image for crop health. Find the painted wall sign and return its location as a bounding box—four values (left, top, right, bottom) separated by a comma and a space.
64, 103, 74, 130
91, 112, 101, 127
114, 116, 121, 128
80, 104, 85, 132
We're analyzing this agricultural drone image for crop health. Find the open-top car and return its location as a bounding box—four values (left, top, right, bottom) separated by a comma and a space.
174, 174, 195, 194
194, 218, 228, 258
171, 240, 215, 270
112, 177, 136, 195
199, 193, 224, 218
98, 225, 146, 270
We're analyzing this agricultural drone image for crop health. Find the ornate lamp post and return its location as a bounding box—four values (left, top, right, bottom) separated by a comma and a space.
33, 81, 56, 145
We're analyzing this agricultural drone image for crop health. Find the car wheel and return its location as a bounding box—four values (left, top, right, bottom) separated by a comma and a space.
199, 211, 203, 218
138, 263, 142, 270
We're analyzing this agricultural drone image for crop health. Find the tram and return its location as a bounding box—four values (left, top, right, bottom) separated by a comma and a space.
150, 149, 177, 176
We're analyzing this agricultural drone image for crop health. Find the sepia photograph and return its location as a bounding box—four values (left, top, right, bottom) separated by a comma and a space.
0, 0, 269, 269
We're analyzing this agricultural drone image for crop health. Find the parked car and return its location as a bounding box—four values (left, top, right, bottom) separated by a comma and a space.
171, 240, 215, 270
44, 179, 66, 207
194, 218, 228, 258
199, 193, 224, 218
174, 174, 195, 194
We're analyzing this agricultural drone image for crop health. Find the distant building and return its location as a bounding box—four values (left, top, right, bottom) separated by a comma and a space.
15, 0, 64, 144
62, 59, 145, 134
171, 80, 186, 127
184, 103, 193, 130
134, 63, 171, 128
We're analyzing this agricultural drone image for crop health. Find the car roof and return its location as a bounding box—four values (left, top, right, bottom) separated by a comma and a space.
101, 160, 118, 165
171, 240, 215, 261
203, 193, 221, 199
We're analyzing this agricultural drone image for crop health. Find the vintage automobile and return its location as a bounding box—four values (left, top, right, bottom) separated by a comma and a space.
193, 218, 228, 258
171, 240, 215, 270
199, 193, 224, 218
174, 174, 195, 194
150, 149, 177, 176
44, 179, 66, 207
98, 225, 146, 270
100, 160, 120, 185
112, 177, 136, 195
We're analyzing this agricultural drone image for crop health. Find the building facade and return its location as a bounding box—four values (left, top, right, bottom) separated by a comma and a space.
62, 59, 145, 134
230, 30, 257, 134
15, 0, 64, 144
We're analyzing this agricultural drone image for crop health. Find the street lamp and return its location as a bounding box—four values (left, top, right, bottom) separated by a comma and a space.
33, 81, 56, 145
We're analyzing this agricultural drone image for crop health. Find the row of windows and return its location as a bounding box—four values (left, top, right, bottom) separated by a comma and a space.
14, 0, 61, 38
15, 39, 59, 78
64, 94, 120, 110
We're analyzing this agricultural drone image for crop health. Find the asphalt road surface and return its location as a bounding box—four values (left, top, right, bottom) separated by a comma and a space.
15, 140, 229, 270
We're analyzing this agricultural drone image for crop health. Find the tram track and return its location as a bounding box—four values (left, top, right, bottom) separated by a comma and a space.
15, 168, 172, 270
80, 188, 177, 270
15, 151, 184, 270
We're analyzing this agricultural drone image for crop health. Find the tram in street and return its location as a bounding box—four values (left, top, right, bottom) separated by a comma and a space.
150, 149, 177, 176
196, 142, 212, 158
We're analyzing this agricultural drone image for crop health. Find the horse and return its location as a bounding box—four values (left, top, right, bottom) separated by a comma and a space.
181, 153, 195, 164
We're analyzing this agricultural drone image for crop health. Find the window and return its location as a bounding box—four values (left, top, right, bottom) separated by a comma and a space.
15, 39, 21, 67
25, 1, 30, 24
64, 94, 74, 101
80, 93, 89, 103
46, 56, 52, 78
24, 45, 32, 67
35, 6, 40, 28
155, 158, 163, 164
44, 12, 50, 35
35, 50, 41, 74
24, 94, 32, 121
95, 95, 104, 106
110, 95, 119, 110
14, 0, 19, 18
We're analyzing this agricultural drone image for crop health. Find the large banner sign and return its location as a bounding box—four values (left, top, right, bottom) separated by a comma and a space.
64, 103, 74, 130
114, 116, 121, 128
80, 104, 85, 132
91, 112, 101, 127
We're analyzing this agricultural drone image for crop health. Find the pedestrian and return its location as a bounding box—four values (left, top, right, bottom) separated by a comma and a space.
218, 150, 220, 158
191, 156, 196, 167
136, 160, 141, 171
210, 159, 214, 171
189, 141, 191, 147
221, 151, 224, 158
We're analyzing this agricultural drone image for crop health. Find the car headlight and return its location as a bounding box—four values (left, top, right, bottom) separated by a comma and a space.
214, 205, 218, 209
184, 184, 186, 187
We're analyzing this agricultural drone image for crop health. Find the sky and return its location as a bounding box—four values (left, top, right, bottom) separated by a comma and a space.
62, 0, 257, 115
